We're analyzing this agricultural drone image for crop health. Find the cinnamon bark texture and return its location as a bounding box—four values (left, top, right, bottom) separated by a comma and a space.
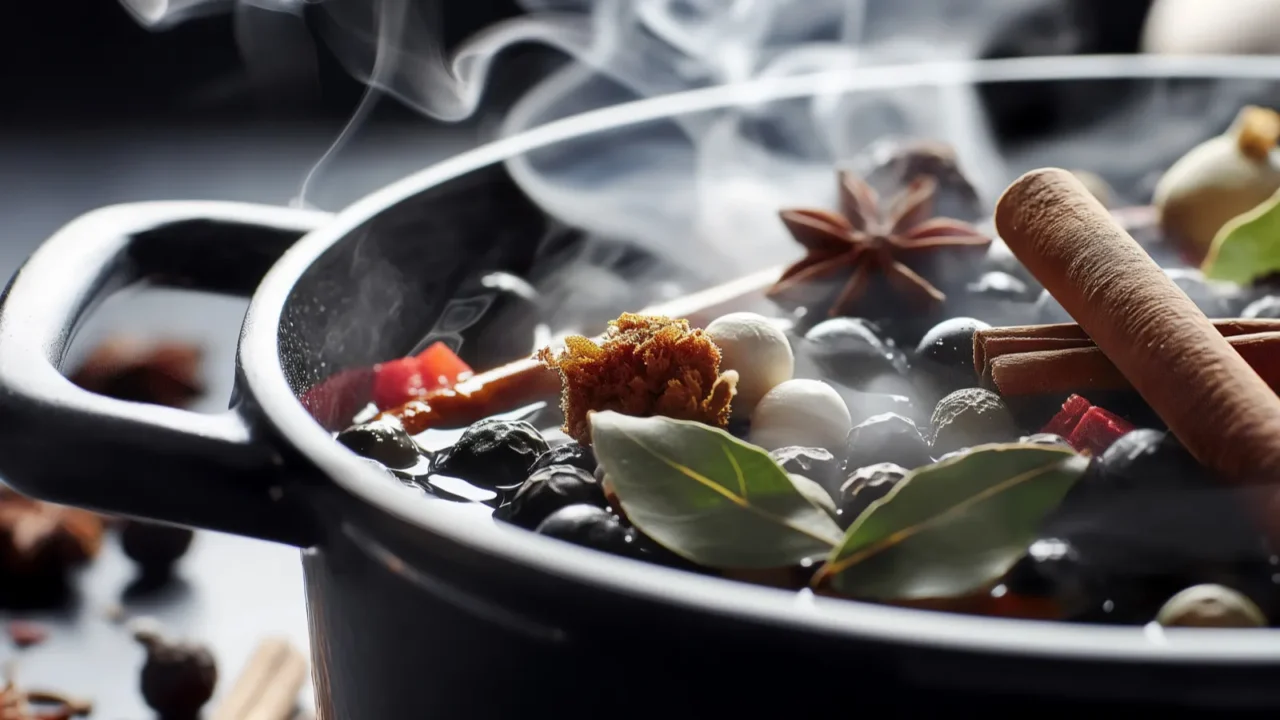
976, 321, 1280, 396
994, 168, 1280, 481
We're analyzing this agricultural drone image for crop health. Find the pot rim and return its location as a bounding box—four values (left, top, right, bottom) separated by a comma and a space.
241, 54, 1280, 663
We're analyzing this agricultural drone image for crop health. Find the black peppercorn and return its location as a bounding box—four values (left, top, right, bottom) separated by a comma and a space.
501, 465, 606, 530
433, 419, 550, 491
134, 626, 218, 719
528, 442, 597, 475
120, 520, 195, 577
769, 446, 844, 497
336, 417, 426, 470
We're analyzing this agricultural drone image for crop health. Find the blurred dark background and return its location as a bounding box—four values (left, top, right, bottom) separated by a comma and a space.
2, 0, 1155, 132
1, 0, 526, 128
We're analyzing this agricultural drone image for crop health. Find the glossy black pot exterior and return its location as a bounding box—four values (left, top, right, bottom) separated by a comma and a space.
5, 63, 1280, 717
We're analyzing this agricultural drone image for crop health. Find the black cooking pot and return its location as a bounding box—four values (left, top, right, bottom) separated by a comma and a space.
4, 60, 1280, 717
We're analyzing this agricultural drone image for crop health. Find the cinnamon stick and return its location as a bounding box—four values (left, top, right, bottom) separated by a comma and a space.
994, 168, 1280, 481
211, 638, 308, 720
985, 333, 1280, 396
975, 321, 1280, 395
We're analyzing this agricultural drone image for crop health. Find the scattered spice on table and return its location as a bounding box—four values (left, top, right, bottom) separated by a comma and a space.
0, 674, 91, 720
5, 623, 47, 650
211, 638, 308, 720
68, 338, 203, 577
0, 488, 103, 580
119, 520, 195, 578
133, 624, 218, 719
68, 338, 204, 409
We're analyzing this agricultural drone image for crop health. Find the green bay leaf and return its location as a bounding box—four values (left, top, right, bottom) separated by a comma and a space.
1203, 188, 1280, 284
589, 411, 844, 568
815, 444, 1088, 601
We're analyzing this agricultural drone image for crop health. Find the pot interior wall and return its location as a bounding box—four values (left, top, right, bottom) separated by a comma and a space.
276, 73, 1280, 433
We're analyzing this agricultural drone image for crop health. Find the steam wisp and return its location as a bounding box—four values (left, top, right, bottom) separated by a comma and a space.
117, 0, 1280, 356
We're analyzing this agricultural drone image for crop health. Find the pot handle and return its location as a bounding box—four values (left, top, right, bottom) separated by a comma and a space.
0, 202, 331, 547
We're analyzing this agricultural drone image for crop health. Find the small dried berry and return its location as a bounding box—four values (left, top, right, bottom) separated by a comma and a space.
135, 628, 218, 719
433, 419, 550, 491
528, 443, 596, 475
837, 463, 907, 529
843, 413, 932, 472
769, 446, 843, 497
120, 520, 195, 576
535, 505, 644, 559
500, 466, 606, 530
336, 417, 425, 470
929, 388, 1019, 456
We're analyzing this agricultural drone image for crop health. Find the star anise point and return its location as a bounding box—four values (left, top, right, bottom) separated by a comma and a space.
769, 169, 990, 319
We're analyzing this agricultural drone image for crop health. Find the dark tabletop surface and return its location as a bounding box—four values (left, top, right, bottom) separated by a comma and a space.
0, 122, 475, 717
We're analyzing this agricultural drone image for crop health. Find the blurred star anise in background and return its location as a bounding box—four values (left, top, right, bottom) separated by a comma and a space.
0, 339, 206, 608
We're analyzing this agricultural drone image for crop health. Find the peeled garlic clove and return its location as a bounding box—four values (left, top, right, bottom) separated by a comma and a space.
705, 312, 795, 419
1155, 583, 1267, 628
1154, 106, 1280, 264
748, 379, 851, 455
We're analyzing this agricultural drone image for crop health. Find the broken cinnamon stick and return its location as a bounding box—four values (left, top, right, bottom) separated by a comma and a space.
211, 638, 308, 720
994, 168, 1280, 481
976, 321, 1280, 395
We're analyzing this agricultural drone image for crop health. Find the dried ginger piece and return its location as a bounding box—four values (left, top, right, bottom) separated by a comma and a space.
537, 313, 738, 445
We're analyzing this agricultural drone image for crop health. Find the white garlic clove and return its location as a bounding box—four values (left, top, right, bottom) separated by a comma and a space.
748, 379, 851, 455
1155, 584, 1267, 628
705, 312, 795, 420
1154, 106, 1280, 263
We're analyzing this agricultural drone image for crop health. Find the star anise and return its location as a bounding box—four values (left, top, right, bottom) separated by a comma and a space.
767, 171, 991, 319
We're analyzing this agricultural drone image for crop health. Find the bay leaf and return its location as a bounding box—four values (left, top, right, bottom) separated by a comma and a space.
789, 473, 839, 522
1202, 189, 1280, 284
590, 411, 844, 568
814, 444, 1088, 601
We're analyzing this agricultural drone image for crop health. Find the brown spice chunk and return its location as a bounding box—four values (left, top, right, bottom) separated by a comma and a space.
69, 339, 204, 409
0, 488, 103, 578
537, 314, 738, 445
134, 627, 218, 719
0, 679, 92, 720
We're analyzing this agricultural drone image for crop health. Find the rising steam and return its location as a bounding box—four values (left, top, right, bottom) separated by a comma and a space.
114, 0, 1008, 277
115, 0, 1280, 289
